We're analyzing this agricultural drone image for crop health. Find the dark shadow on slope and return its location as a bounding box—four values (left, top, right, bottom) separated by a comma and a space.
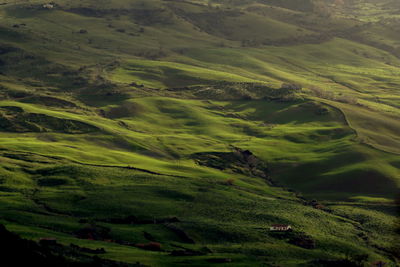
272, 150, 399, 199
0, 44, 88, 91
0, 224, 145, 266
0, 106, 99, 133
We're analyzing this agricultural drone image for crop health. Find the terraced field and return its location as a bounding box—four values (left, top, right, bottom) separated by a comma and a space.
0, 0, 399, 266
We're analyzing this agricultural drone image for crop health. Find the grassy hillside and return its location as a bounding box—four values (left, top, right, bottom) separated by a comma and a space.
0, 0, 399, 266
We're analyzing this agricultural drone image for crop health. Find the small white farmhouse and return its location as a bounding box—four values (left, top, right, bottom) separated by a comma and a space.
269, 224, 292, 231
42, 3, 54, 9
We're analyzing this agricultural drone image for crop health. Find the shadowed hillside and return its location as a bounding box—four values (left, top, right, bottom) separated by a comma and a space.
0, 0, 399, 266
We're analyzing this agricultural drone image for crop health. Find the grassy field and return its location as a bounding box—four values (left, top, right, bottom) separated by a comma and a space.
0, 0, 399, 265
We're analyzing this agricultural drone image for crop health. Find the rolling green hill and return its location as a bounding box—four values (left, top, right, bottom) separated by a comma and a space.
0, 0, 399, 266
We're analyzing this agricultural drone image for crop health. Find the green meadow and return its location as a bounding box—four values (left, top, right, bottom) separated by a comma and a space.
0, 0, 399, 265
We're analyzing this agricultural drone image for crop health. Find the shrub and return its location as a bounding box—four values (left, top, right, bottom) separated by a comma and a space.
225, 178, 235, 186
289, 233, 316, 249
37, 177, 68, 187
309, 86, 334, 99
281, 83, 302, 91
135, 242, 162, 251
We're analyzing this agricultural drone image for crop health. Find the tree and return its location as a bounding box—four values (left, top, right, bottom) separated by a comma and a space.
312, 0, 333, 17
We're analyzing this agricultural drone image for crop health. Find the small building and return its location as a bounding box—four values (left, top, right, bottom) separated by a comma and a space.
269, 224, 292, 232
42, 4, 54, 9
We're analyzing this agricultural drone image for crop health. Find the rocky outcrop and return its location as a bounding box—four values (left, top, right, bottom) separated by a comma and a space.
191, 147, 269, 179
